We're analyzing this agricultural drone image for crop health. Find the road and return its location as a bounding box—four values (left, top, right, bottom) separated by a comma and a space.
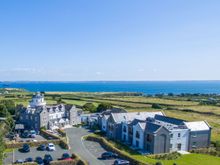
65, 127, 105, 165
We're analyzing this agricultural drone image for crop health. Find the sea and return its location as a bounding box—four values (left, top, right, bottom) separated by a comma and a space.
1, 81, 220, 95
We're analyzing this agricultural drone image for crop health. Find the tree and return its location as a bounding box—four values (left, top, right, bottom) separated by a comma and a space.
0, 104, 7, 117
2, 100, 16, 115
5, 115, 15, 132
96, 103, 113, 112
152, 103, 162, 109
83, 103, 96, 113
0, 130, 5, 162
57, 97, 62, 104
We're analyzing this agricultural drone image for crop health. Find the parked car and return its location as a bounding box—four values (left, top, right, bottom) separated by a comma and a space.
35, 157, 44, 165
114, 159, 130, 165
101, 152, 118, 159
15, 159, 24, 164
43, 154, 53, 164
25, 157, 33, 162
61, 153, 72, 160
37, 144, 47, 151
47, 143, 56, 151
21, 144, 30, 152
30, 130, 37, 138
22, 131, 30, 138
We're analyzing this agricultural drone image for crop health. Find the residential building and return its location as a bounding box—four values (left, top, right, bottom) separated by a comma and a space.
184, 121, 211, 150
18, 92, 82, 132
103, 111, 211, 154
106, 111, 164, 141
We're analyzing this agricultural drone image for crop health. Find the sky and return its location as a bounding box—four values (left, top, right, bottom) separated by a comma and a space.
0, 0, 220, 81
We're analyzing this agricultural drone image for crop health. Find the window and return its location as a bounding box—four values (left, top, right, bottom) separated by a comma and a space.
123, 126, 127, 132
192, 142, 197, 147
177, 143, 181, 150
170, 144, 173, 149
192, 133, 197, 138
128, 127, 133, 134
136, 131, 140, 139
170, 134, 173, 138
178, 133, 181, 137
146, 134, 151, 142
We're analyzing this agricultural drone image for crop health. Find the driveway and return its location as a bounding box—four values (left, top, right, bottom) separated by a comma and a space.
65, 127, 106, 165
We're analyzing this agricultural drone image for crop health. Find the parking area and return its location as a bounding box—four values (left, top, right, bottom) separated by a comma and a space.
4, 145, 71, 165
83, 140, 116, 165
16, 135, 47, 142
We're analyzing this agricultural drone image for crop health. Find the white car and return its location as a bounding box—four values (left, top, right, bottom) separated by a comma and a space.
114, 159, 130, 165
47, 143, 56, 151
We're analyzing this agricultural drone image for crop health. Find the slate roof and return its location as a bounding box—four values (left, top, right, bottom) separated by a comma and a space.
129, 118, 145, 126
145, 121, 162, 133
111, 111, 164, 123
101, 108, 127, 115
155, 114, 185, 125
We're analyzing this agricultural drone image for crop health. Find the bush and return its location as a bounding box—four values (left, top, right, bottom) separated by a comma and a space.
152, 103, 162, 109
57, 129, 67, 137
40, 130, 59, 140
190, 148, 220, 157
155, 162, 163, 165
216, 141, 220, 151
96, 103, 113, 112
5, 139, 60, 149
82, 103, 96, 113
148, 152, 181, 160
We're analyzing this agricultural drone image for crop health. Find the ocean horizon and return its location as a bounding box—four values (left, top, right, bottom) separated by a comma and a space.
1, 81, 220, 94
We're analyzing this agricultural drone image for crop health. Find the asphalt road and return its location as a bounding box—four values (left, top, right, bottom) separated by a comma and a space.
65, 127, 107, 165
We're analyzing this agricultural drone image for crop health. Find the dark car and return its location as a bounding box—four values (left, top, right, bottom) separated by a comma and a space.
22, 131, 30, 138
15, 159, 24, 164
61, 153, 72, 160
114, 159, 130, 165
22, 144, 30, 152
35, 157, 44, 165
101, 152, 118, 159
43, 154, 53, 164
25, 157, 33, 162
37, 144, 47, 151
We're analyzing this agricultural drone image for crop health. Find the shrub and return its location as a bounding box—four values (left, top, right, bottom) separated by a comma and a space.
96, 103, 113, 112
152, 103, 162, 109
5, 139, 60, 149
190, 148, 220, 157
57, 129, 67, 137
82, 103, 96, 113
216, 141, 220, 151
149, 152, 181, 160
155, 162, 163, 165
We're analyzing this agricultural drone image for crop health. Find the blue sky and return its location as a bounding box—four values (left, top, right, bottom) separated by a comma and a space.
0, 0, 220, 81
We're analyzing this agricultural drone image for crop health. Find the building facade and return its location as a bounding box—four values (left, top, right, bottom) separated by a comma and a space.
102, 111, 211, 154
18, 92, 82, 132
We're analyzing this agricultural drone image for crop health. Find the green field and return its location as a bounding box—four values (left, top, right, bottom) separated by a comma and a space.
1, 91, 220, 141
1, 90, 220, 164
